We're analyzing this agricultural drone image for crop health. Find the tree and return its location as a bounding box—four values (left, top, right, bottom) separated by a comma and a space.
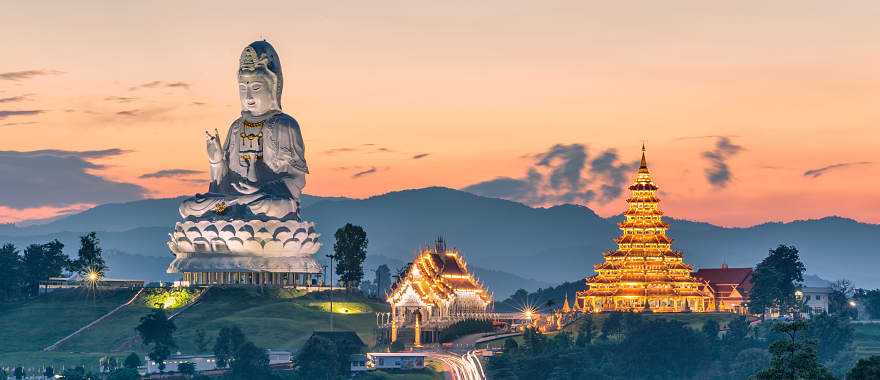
100, 355, 119, 372
61, 366, 85, 380
136, 309, 177, 372
575, 314, 595, 347
0, 368, 6, 380
295, 335, 338, 380
214, 325, 246, 368
0, 243, 21, 302
12, 367, 23, 380
829, 279, 855, 316
863, 289, 880, 319
755, 321, 834, 380
848, 356, 880, 380
749, 245, 806, 316
617, 319, 710, 379
21, 240, 69, 296
702, 319, 721, 341
375, 264, 391, 297
177, 361, 196, 378
43, 366, 54, 379
805, 312, 854, 361
726, 315, 751, 342
69, 232, 108, 278
333, 223, 368, 289
194, 328, 209, 353
107, 368, 140, 380
229, 341, 271, 379
601, 312, 624, 341
123, 352, 142, 369
729, 348, 771, 379
503, 337, 519, 352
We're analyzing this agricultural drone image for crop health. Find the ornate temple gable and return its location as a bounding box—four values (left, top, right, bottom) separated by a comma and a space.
576, 146, 713, 313
387, 238, 492, 315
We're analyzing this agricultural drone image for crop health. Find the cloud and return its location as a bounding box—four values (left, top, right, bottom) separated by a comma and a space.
352, 167, 379, 178
803, 162, 872, 178
463, 143, 638, 207
0, 94, 33, 103
192, 101, 206, 106
1, 121, 38, 127
324, 145, 397, 155
701, 137, 743, 188
0, 149, 146, 209
139, 168, 204, 179
129, 81, 191, 91
0, 110, 44, 119
111, 107, 173, 121
105, 96, 138, 103
590, 149, 637, 202
324, 147, 356, 155
0, 70, 63, 81
412, 153, 430, 159
165, 82, 191, 90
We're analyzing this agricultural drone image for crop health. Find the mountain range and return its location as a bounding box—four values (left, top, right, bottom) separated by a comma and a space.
1, 187, 878, 298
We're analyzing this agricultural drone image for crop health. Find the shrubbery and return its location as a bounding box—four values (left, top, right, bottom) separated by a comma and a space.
439, 319, 493, 343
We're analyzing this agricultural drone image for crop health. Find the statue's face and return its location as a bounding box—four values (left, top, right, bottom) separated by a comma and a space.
238, 72, 276, 116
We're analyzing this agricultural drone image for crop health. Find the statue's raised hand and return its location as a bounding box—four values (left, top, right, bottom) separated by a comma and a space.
206, 129, 223, 163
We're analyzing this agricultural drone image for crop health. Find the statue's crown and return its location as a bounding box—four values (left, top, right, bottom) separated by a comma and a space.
239, 46, 269, 71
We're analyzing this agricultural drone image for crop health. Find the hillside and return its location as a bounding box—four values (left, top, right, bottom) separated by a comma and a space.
0, 288, 387, 370
2, 187, 879, 294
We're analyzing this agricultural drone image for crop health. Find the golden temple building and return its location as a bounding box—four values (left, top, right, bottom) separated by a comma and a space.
386, 238, 492, 327
576, 146, 714, 313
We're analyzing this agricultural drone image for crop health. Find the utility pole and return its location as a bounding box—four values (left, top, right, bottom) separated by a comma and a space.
325, 253, 337, 331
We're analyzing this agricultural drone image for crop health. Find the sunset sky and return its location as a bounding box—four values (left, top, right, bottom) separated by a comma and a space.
1, 1, 878, 227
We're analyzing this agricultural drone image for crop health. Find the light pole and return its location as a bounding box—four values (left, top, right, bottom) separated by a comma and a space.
325, 253, 337, 331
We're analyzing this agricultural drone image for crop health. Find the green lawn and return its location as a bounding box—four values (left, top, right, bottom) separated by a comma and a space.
0, 288, 139, 353
853, 323, 880, 357
60, 288, 388, 355
0, 287, 389, 370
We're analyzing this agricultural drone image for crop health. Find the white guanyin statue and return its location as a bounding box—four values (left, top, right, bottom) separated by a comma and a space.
167, 41, 322, 285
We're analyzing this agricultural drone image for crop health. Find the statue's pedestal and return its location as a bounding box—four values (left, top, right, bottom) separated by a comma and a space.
166, 219, 322, 286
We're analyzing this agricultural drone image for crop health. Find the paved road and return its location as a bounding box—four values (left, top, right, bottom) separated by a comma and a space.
425, 350, 485, 380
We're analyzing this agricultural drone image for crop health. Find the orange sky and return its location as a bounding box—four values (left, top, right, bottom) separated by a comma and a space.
1, 1, 878, 227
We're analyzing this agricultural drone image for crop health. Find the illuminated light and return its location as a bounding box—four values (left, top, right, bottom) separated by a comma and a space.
577, 146, 712, 313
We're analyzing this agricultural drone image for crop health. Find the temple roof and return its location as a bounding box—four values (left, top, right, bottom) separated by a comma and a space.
387, 239, 492, 306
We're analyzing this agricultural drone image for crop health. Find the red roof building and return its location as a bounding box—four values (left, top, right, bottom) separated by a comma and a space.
693, 265, 753, 314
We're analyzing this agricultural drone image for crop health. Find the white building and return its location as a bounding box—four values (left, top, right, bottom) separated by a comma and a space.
351, 352, 426, 372
800, 274, 833, 314
144, 350, 291, 374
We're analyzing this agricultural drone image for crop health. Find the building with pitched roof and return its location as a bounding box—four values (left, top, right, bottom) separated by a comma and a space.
386, 238, 492, 326
694, 265, 754, 314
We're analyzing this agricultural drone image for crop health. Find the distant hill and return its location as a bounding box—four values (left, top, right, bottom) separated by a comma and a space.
2, 187, 878, 296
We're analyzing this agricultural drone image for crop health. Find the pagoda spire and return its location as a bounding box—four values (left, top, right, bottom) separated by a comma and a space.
639, 143, 649, 173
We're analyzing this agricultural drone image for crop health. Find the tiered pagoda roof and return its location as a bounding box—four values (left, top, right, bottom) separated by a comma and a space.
386, 238, 492, 308
576, 145, 712, 313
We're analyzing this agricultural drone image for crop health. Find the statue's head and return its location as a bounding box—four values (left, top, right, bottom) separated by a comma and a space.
238, 40, 283, 116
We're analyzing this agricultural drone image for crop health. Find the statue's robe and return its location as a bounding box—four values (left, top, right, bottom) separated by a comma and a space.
180, 110, 308, 219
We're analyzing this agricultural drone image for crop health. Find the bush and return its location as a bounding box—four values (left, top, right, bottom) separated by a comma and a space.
439, 319, 493, 343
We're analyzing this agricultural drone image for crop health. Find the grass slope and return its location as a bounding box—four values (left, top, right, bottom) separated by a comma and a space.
64, 288, 388, 354
0, 287, 388, 370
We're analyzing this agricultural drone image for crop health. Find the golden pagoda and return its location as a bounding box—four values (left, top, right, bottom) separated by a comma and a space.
576, 146, 713, 313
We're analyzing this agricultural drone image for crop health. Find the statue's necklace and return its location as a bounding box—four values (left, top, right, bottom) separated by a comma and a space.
241, 120, 264, 141
239, 120, 264, 161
